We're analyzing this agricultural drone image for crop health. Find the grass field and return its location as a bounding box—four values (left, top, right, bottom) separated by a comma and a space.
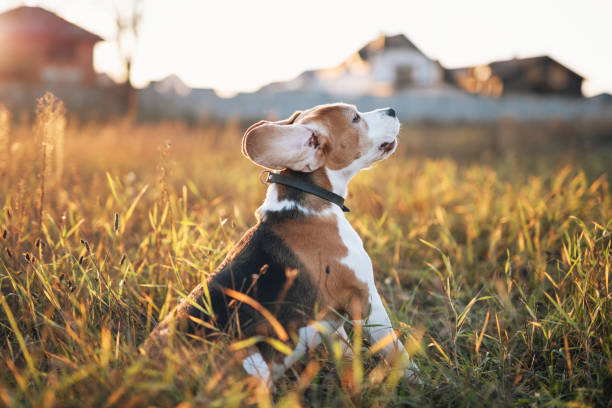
0, 94, 611, 407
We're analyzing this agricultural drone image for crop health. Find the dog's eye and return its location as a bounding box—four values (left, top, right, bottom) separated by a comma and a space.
352, 113, 360, 123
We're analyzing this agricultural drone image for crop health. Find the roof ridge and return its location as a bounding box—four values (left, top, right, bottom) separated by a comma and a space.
0, 6, 103, 42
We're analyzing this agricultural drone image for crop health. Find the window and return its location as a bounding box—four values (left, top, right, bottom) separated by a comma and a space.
395, 66, 414, 88
49, 43, 75, 61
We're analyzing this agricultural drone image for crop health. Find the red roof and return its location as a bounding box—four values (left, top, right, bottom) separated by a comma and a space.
0, 6, 102, 42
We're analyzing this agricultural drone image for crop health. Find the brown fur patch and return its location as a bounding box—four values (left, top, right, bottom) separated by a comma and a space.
243, 103, 374, 173
271, 212, 370, 320
297, 104, 372, 171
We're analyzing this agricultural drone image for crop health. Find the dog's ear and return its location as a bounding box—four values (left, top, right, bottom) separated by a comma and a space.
242, 111, 327, 172
243, 110, 302, 137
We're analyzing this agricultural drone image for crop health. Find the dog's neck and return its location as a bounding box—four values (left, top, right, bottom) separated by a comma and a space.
325, 162, 362, 199
257, 166, 359, 220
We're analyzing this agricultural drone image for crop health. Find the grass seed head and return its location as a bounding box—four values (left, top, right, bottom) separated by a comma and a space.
34, 238, 44, 249
81, 239, 91, 252
23, 252, 34, 263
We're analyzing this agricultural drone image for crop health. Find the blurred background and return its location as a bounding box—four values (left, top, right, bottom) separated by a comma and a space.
0, 0, 611, 166
0, 3, 611, 406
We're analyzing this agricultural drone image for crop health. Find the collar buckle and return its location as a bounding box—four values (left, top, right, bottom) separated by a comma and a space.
259, 170, 271, 185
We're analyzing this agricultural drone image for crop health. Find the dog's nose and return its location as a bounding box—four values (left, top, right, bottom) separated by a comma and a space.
384, 108, 396, 117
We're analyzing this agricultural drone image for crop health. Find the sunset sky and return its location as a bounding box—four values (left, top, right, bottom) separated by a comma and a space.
2, 0, 611, 97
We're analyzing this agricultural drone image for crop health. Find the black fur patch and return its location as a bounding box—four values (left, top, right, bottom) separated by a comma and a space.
179, 218, 319, 341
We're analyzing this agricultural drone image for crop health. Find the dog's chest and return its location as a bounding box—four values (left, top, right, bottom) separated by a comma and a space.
272, 211, 376, 307
334, 214, 376, 291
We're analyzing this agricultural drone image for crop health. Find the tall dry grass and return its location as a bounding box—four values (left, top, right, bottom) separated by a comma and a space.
32, 93, 66, 231
0, 105, 10, 183
0, 94, 610, 407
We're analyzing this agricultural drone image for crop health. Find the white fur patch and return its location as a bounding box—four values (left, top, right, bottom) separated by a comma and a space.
272, 320, 338, 379
242, 352, 271, 382
329, 194, 419, 380
257, 184, 313, 218
326, 166, 357, 198
330, 206, 378, 298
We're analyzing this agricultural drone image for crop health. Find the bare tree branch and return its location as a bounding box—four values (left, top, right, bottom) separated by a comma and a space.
113, 0, 145, 118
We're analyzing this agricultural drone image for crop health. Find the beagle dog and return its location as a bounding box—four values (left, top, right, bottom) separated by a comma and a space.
144, 103, 419, 385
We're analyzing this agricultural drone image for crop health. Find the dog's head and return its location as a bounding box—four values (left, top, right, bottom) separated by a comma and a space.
242, 103, 399, 173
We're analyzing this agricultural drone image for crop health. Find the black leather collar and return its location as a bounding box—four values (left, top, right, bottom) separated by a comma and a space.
262, 171, 350, 212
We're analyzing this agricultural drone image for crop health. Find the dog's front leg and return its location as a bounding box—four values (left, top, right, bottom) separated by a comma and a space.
270, 320, 340, 380
242, 350, 272, 384
364, 290, 420, 383
333, 325, 354, 359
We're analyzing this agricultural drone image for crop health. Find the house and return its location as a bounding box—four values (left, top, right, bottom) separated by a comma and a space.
445, 56, 584, 97
260, 34, 444, 97
151, 74, 191, 96
356, 34, 444, 91
0, 6, 103, 85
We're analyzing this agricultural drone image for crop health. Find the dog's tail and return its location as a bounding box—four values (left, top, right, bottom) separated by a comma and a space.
141, 284, 217, 360
140, 309, 179, 360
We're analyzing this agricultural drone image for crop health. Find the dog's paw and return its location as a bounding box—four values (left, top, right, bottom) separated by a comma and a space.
246, 374, 276, 394
404, 361, 422, 385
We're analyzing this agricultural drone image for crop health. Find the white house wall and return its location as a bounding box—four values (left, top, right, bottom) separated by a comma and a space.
318, 72, 373, 96
261, 48, 444, 96
369, 49, 442, 87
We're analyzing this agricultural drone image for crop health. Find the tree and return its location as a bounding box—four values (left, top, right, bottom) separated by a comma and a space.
113, 0, 145, 118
